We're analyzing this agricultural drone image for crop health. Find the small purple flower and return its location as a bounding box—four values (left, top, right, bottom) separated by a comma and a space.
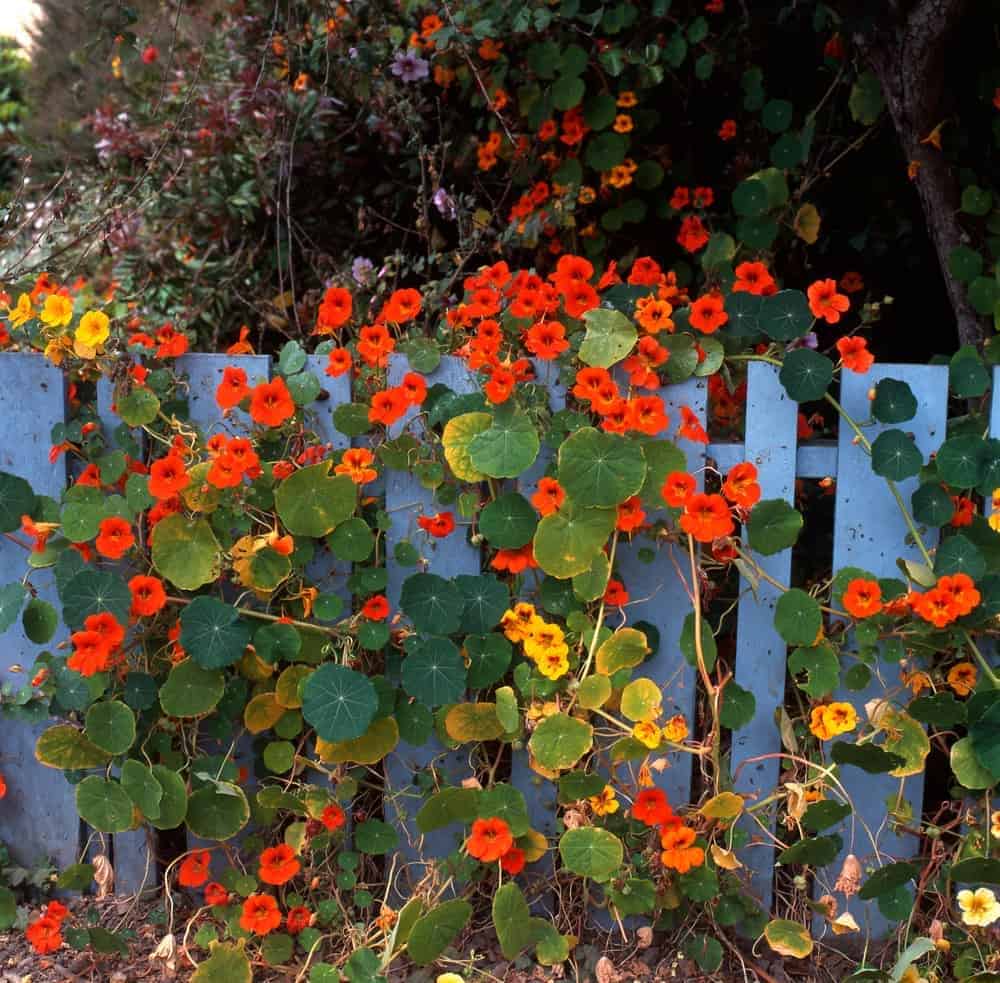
351, 257, 374, 286
391, 50, 429, 82
433, 187, 456, 220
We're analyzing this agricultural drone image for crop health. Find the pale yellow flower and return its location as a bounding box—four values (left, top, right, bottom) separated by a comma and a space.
75, 310, 110, 349
588, 785, 619, 816
437, 975, 466, 983
958, 887, 1000, 927
991, 809, 1000, 839
633, 721, 661, 749
7, 293, 34, 327
40, 293, 73, 328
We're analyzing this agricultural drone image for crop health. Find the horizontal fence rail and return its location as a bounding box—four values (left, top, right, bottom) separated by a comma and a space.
0, 352, 996, 932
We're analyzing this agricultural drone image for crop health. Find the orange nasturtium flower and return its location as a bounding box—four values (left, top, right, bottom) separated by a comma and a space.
660, 826, 704, 873
381, 287, 422, 324
466, 817, 513, 862
661, 471, 696, 508
631, 789, 677, 827
947, 661, 977, 697
418, 511, 455, 538
722, 462, 761, 508
361, 594, 390, 621
204, 882, 229, 906
368, 388, 408, 426
148, 452, 190, 499
842, 578, 883, 618
334, 447, 378, 485
286, 905, 312, 934
733, 261, 776, 296
129, 575, 167, 616
688, 293, 728, 334
808, 702, 858, 741
531, 477, 565, 516
178, 850, 211, 888
26, 915, 63, 954
680, 493, 734, 543
807, 278, 850, 324
250, 378, 295, 427
324, 347, 352, 377
95, 516, 135, 559
835, 336, 874, 373
215, 366, 250, 409
500, 846, 526, 874
321, 803, 347, 830
259, 844, 300, 886
240, 894, 282, 935
677, 404, 709, 443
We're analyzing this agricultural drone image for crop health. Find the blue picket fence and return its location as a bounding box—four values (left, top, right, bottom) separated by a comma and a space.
0, 351, 996, 936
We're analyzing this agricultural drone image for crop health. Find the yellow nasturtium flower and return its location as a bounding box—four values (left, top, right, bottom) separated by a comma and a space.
662, 713, 689, 743
535, 650, 569, 681
988, 489, 1000, 532
957, 887, 1000, 927
523, 622, 568, 662
40, 293, 74, 328
437, 975, 466, 983
75, 310, 111, 349
7, 293, 34, 327
633, 721, 661, 749
500, 602, 539, 643
588, 785, 619, 816
808, 702, 857, 741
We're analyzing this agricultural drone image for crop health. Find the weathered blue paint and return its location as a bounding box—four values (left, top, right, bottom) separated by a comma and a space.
710, 441, 835, 479
614, 376, 708, 810
819, 364, 948, 937
0, 354, 80, 871
730, 362, 798, 911
383, 355, 481, 898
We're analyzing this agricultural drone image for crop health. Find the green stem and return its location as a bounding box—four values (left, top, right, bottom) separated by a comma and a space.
569, 530, 620, 707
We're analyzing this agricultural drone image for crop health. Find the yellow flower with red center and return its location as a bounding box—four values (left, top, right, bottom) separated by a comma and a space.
588, 785, 619, 816
946, 661, 977, 696
523, 621, 568, 663
633, 721, 661, 749
662, 714, 689, 742
808, 702, 857, 741
500, 603, 541, 643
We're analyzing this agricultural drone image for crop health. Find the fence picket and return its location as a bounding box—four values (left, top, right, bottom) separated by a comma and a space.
615, 377, 708, 810
0, 354, 80, 871
819, 364, 948, 937
383, 355, 481, 898
729, 362, 799, 911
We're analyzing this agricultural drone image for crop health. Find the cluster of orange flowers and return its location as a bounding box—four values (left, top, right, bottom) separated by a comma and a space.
26, 900, 70, 955
843, 573, 981, 628
630, 788, 705, 873
465, 816, 525, 874
661, 463, 761, 544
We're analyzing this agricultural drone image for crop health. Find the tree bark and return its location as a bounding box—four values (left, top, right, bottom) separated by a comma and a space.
841, 0, 984, 349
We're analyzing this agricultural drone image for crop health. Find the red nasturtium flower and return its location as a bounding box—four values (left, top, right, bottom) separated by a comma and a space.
215, 366, 250, 409
491, 544, 536, 573
807, 278, 850, 324
148, 453, 190, 499
68, 629, 112, 676
286, 905, 312, 934
939, 573, 980, 616
661, 471, 696, 508
466, 817, 513, 862
418, 511, 455, 537
722, 462, 761, 508
680, 493, 734, 543
26, 915, 63, 954
400, 371, 427, 406
314, 286, 353, 334
525, 320, 569, 359
381, 288, 422, 323
631, 789, 675, 827
629, 395, 669, 435
603, 578, 629, 606
204, 882, 229, 906
178, 850, 211, 888
86, 612, 125, 650
531, 477, 565, 516
259, 844, 300, 885
733, 261, 776, 296
677, 215, 709, 253
321, 803, 347, 831
95, 516, 134, 559
250, 378, 295, 427
500, 846, 526, 875
361, 595, 390, 622
616, 496, 646, 532
324, 347, 352, 377
836, 336, 874, 373
369, 388, 408, 426
0, 772, 6, 799
677, 405, 709, 444
843, 578, 883, 618
689, 293, 728, 334
240, 894, 282, 935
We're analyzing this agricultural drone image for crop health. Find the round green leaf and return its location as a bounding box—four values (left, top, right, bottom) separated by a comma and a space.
116, 386, 160, 427
400, 573, 464, 634
355, 819, 399, 855
186, 782, 250, 841
529, 714, 593, 771
480, 493, 537, 549
442, 412, 491, 482
151, 514, 222, 590
76, 776, 134, 832
935, 534, 986, 580
534, 501, 616, 579
558, 827, 623, 880
85, 700, 136, 754
35, 724, 112, 770
911, 482, 953, 527
779, 349, 833, 403
401, 636, 466, 707
870, 429, 923, 481
732, 179, 770, 217
468, 407, 540, 479
60, 568, 131, 629
774, 589, 822, 646
0, 471, 36, 533
762, 98, 793, 132
301, 663, 378, 743
465, 633, 513, 690
159, 659, 225, 717
578, 308, 637, 368
759, 290, 812, 341
936, 435, 986, 489
456, 574, 509, 634
558, 428, 646, 507
948, 245, 984, 282
150, 765, 188, 829
121, 760, 162, 820
747, 499, 803, 555
274, 462, 357, 537
253, 622, 301, 664
22, 598, 57, 643
327, 517, 374, 562
180, 597, 251, 670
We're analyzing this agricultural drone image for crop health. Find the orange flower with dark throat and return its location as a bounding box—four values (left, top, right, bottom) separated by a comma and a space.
178, 850, 211, 887
678, 405, 708, 444
381, 288, 422, 324
680, 494, 734, 542
148, 453, 190, 500
531, 477, 565, 516
807, 279, 850, 324
250, 378, 295, 427
26, 915, 63, 954
95, 516, 135, 559
662, 471, 696, 508
525, 320, 569, 359
660, 825, 704, 873
843, 578, 882, 618
321, 803, 347, 830
689, 293, 728, 334
259, 844, 300, 885
722, 462, 761, 508
836, 336, 874, 374
369, 388, 408, 426
418, 511, 455, 538
240, 894, 282, 935
215, 366, 250, 410
466, 817, 513, 862
335, 447, 378, 485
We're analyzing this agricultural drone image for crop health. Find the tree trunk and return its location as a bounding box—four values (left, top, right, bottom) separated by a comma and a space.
845, 0, 984, 349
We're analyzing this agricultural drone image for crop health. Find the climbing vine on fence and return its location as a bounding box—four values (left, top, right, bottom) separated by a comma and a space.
1, 257, 999, 981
